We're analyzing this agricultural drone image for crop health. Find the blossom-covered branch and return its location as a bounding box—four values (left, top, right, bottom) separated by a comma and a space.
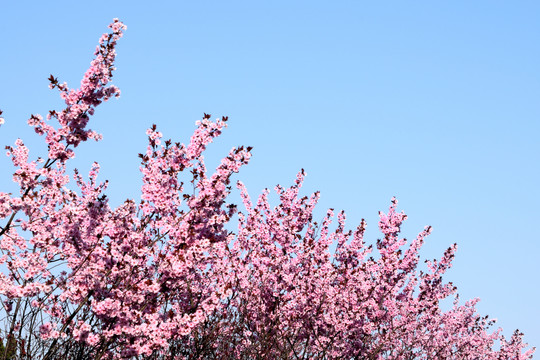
0, 19, 534, 360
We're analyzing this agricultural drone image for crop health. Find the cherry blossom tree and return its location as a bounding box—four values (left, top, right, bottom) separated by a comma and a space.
0, 19, 534, 360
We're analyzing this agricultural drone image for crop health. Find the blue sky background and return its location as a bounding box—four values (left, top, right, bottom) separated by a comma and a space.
1, 1, 538, 350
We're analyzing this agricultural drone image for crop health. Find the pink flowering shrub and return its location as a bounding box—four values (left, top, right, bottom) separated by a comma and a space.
0, 20, 535, 360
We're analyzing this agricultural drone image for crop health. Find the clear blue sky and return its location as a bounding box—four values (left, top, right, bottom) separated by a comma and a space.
1, 1, 538, 350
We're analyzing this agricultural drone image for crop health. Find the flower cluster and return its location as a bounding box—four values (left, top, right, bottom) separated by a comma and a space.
0, 20, 534, 360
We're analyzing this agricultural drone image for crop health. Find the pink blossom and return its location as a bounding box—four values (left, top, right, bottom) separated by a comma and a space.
0, 19, 534, 360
